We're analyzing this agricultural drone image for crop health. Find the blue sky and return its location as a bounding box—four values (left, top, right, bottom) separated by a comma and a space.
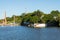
0, 0, 60, 19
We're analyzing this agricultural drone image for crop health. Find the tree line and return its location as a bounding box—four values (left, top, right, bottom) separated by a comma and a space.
0, 10, 60, 26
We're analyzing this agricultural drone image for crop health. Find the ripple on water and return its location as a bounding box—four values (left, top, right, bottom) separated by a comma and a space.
0, 26, 60, 40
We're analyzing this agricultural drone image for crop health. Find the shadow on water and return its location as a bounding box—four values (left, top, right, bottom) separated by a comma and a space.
46, 20, 59, 27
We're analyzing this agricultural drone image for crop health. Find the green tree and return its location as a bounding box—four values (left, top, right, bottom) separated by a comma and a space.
43, 14, 53, 23
32, 10, 44, 17
51, 10, 60, 17
29, 16, 39, 23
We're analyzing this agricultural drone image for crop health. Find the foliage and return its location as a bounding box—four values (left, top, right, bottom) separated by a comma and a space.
0, 10, 60, 26
51, 10, 60, 17
29, 16, 39, 23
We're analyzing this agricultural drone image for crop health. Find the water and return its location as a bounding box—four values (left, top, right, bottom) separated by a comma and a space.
0, 26, 60, 40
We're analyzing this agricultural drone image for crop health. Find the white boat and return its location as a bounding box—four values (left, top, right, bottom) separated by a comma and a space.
34, 23, 46, 28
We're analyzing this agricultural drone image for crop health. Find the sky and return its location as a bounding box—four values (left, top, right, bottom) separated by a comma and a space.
0, 0, 60, 19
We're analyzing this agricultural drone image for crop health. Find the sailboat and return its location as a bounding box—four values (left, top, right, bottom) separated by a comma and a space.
1, 11, 7, 26
1, 11, 19, 27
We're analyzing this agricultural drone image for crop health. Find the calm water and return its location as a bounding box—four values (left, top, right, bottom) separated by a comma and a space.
0, 26, 60, 40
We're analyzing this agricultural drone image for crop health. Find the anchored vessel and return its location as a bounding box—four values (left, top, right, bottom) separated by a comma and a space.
0, 11, 18, 26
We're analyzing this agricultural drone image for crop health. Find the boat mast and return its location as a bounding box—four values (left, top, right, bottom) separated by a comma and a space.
4, 11, 7, 25
14, 15, 15, 26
